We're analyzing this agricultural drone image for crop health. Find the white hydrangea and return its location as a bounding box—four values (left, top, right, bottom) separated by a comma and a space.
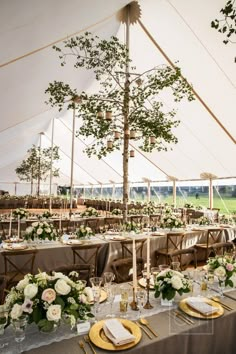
171, 275, 183, 290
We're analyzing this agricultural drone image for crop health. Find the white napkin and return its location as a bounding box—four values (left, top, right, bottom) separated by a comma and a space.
103, 319, 135, 346
84, 287, 94, 302
186, 297, 219, 315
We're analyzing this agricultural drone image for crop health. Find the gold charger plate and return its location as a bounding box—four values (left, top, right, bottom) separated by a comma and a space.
179, 297, 224, 319
3, 244, 28, 251
89, 318, 142, 351
4, 238, 24, 243
138, 278, 154, 290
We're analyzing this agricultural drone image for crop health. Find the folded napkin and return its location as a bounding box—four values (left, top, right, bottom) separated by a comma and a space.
103, 319, 135, 346
84, 287, 94, 302
186, 297, 219, 316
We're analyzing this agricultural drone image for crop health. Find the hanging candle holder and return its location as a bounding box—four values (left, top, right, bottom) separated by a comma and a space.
107, 140, 113, 150
130, 130, 136, 139
130, 150, 135, 158
114, 131, 121, 140
105, 111, 112, 121
150, 136, 156, 144
97, 111, 104, 119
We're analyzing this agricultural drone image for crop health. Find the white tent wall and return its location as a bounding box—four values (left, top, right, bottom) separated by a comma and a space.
0, 0, 235, 193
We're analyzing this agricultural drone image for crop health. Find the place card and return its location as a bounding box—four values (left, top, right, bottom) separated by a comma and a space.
77, 321, 90, 334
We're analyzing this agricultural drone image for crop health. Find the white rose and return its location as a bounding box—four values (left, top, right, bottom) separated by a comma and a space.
46, 304, 61, 322
37, 228, 43, 235
24, 284, 38, 299
11, 303, 23, 319
171, 275, 183, 290
45, 228, 51, 233
32, 222, 38, 227
54, 279, 71, 295
16, 277, 29, 291
214, 266, 226, 278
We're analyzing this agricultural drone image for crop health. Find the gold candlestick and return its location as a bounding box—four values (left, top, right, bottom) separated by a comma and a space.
143, 277, 153, 309
129, 288, 139, 311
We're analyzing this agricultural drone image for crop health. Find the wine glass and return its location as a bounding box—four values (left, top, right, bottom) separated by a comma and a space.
171, 261, 180, 271
206, 270, 214, 297
89, 277, 103, 322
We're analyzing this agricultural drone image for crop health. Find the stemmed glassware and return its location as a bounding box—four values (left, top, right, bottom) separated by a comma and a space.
105, 283, 117, 318
89, 277, 103, 322
218, 275, 226, 297
136, 288, 146, 318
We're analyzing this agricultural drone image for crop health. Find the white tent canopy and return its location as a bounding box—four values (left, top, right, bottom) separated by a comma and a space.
0, 0, 235, 189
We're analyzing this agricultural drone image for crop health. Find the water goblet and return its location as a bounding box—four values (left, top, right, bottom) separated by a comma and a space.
151, 267, 159, 285
136, 288, 146, 318
103, 272, 114, 286
206, 270, 214, 297
218, 275, 226, 297
90, 277, 103, 321
105, 283, 117, 318
11, 315, 28, 343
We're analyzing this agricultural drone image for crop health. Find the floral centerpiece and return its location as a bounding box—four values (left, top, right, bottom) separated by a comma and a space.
13, 208, 29, 220
75, 225, 94, 239
197, 216, 211, 225
160, 214, 184, 230
142, 205, 157, 215
163, 206, 173, 214
4, 271, 93, 332
41, 210, 53, 219
128, 208, 140, 215
80, 207, 98, 217
124, 221, 142, 233
219, 214, 234, 225
154, 269, 191, 301
206, 255, 236, 287
111, 208, 122, 215
24, 221, 57, 241
184, 203, 194, 208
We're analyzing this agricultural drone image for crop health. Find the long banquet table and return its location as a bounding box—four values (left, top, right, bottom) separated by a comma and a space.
1, 287, 236, 354
0, 227, 235, 276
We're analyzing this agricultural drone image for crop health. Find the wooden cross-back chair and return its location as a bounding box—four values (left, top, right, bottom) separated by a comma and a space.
121, 238, 146, 259
155, 232, 185, 265
111, 257, 144, 283
211, 241, 235, 257
71, 243, 102, 276
195, 228, 225, 260
2, 249, 38, 288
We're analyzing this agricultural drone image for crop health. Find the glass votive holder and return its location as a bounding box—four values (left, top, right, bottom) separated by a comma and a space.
11, 315, 28, 342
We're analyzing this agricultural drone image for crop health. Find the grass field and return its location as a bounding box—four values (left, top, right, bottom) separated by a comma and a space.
149, 195, 236, 215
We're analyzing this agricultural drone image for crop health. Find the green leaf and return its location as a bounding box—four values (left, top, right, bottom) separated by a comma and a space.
54, 296, 65, 310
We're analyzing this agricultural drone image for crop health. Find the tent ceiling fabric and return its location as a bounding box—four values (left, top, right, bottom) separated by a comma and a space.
0, 0, 235, 187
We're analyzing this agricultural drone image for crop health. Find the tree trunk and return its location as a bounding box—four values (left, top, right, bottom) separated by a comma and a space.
123, 7, 130, 224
